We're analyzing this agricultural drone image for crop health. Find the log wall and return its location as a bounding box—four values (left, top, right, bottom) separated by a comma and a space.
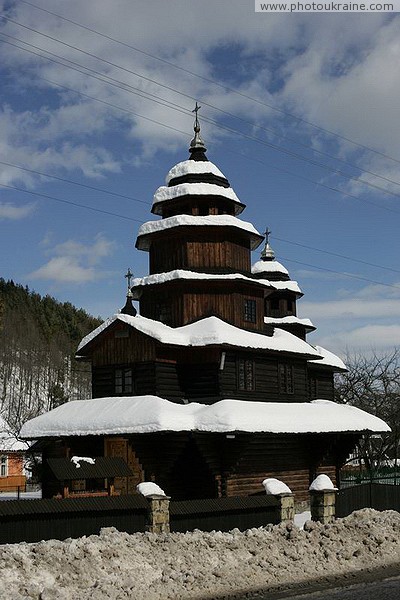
148, 230, 252, 275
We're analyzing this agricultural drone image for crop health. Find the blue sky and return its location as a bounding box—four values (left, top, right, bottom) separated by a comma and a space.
1, 1, 400, 356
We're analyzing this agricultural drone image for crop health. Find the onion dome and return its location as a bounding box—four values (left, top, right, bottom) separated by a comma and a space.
252, 228, 290, 282
151, 107, 245, 218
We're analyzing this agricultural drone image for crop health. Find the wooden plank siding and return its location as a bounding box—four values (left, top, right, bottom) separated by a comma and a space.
140, 283, 265, 330
148, 229, 252, 275
90, 322, 156, 368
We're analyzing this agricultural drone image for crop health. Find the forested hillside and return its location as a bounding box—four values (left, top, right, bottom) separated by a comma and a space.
0, 279, 102, 438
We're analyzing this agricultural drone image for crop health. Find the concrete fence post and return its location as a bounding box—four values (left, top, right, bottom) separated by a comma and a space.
275, 493, 295, 523
309, 489, 337, 524
145, 494, 171, 533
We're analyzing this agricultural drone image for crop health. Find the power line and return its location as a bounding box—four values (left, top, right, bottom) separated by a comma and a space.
3, 178, 400, 285
280, 256, 400, 290
15, 0, 400, 166
2, 19, 400, 196
2, 43, 400, 220
272, 236, 400, 274
0, 183, 145, 223
0, 160, 150, 206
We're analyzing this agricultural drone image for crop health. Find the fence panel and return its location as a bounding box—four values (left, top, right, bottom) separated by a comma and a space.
0, 496, 148, 544
336, 483, 400, 518
170, 496, 280, 532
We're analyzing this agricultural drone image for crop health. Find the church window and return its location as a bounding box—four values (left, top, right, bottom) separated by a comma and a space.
115, 368, 133, 395
244, 299, 256, 323
286, 298, 294, 313
279, 364, 294, 395
237, 359, 255, 391
156, 303, 172, 324
0, 456, 8, 477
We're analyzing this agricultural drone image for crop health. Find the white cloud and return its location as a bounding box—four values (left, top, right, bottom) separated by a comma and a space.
29, 234, 115, 284
0, 202, 36, 220
316, 324, 400, 356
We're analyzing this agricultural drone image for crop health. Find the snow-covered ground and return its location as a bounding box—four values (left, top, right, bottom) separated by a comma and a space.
0, 509, 399, 599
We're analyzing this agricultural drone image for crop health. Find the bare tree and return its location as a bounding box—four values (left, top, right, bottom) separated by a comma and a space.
335, 349, 400, 472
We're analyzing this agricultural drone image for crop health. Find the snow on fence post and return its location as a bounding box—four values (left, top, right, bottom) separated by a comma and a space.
309, 475, 338, 524
262, 478, 295, 523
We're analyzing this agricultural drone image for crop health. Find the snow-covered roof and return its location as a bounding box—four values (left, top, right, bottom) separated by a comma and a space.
77, 314, 322, 358
131, 269, 274, 293
264, 316, 315, 330
130, 270, 301, 295
0, 417, 27, 451
309, 346, 347, 371
153, 183, 241, 206
20, 396, 390, 439
165, 160, 226, 185
136, 215, 263, 251
268, 280, 302, 295
252, 260, 289, 276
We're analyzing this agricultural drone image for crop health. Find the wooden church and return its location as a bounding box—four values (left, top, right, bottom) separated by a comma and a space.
22, 113, 389, 502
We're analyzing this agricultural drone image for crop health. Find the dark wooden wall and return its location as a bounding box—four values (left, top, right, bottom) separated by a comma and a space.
219, 353, 308, 403
140, 285, 265, 330
90, 322, 156, 367
148, 229, 252, 275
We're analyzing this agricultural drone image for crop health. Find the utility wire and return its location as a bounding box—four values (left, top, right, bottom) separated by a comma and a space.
0, 160, 150, 206
272, 236, 400, 275
2, 19, 400, 194
5, 13, 400, 187
280, 257, 400, 290
3, 35, 400, 208
2, 48, 400, 221
3, 181, 399, 290
15, 0, 400, 166
0, 183, 145, 223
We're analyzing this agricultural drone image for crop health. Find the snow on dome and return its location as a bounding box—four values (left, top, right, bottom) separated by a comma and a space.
153, 183, 241, 206
136, 215, 263, 251
309, 346, 347, 371
20, 396, 390, 439
71, 456, 95, 468
262, 478, 292, 495
77, 314, 322, 358
309, 474, 338, 491
137, 482, 166, 497
165, 160, 226, 184
252, 260, 289, 276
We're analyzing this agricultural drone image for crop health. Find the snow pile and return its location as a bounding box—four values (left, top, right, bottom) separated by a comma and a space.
262, 478, 292, 495
310, 474, 338, 491
70, 456, 95, 469
0, 509, 399, 599
137, 482, 166, 497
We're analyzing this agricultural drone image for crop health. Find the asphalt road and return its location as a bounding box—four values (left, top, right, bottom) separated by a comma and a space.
276, 575, 400, 600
